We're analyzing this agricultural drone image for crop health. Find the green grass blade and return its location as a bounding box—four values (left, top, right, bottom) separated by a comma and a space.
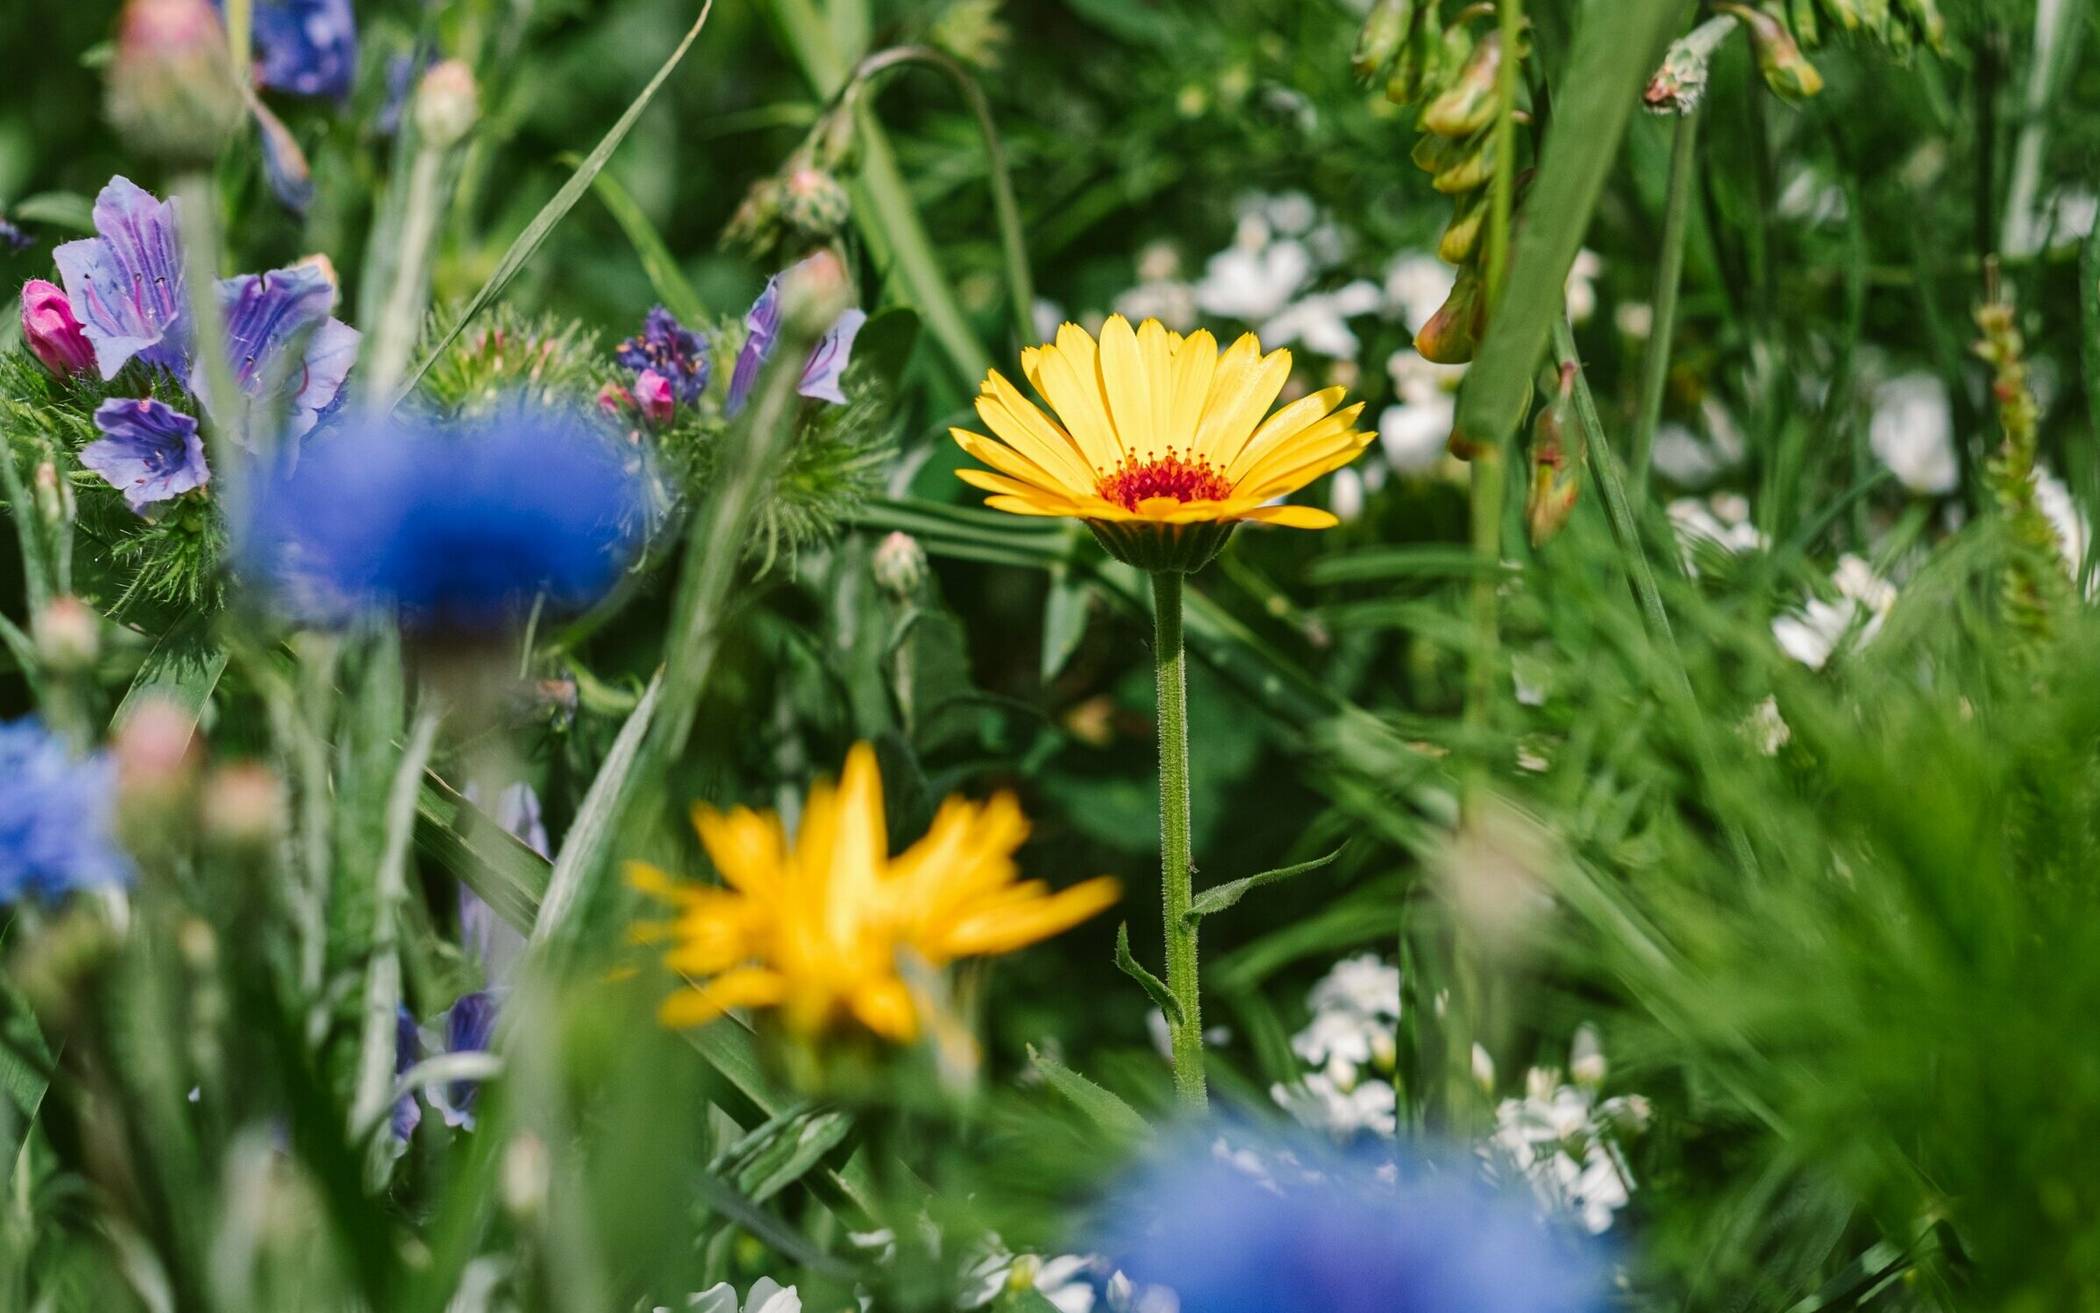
113, 620, 228, 731
532, 668, 665, 943
578, 162, 708, 325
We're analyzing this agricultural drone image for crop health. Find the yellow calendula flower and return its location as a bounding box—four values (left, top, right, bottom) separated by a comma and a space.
629, 743, 1118, 1041
951, 314, 1372, 571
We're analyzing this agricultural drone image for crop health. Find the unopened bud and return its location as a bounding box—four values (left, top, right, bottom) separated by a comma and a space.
106, 0, 244, 163
33, 462, 73, 531
1570, 1024, 1607, 1087
872, 531, 928, 598
780, 249, 853, 338
781, 166, 852, 239
929, 0, 1011, 72
1437, 191, 1488, 263
1353, 0, 1415, 80
33, 597, 100, 673
596, 380, 635, 417
1644, 15, 1737, 115
632, 370, 675, 426
413, 59, 480, 149
21, 280, 96, 379
723, 174, 787, 257
1525, 363, 1581, 545
1718, 5, 1823, 105
1419, 29, 1503, 139
200, 763, 286, 850
114, 697, 202, 827
1471, 1042, 1497, 1093
1413, 266, 1485, 366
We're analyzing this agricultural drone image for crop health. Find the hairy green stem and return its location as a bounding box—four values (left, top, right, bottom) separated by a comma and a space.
173, 173, 247, 513
1150, 571, 1206, 1110
1632, 105, 1700, 495
361, 144, 450, 405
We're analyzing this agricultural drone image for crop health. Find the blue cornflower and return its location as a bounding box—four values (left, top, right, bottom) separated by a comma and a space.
1099, 1135, 1610, 1313
724, 256, 867, 416
236, 401, 645, 630
53, 177, 191, 380
218, 0, 358, 100
52, 177, 359, 422
82, 397, 211, 514
0, 719, 133, 903
615, 306, 710, 405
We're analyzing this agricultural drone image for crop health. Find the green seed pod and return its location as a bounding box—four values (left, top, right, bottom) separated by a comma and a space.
1420, 30, 1502, 139
1438, 190, 1489, 264
1415, 266, 1486, 365
1411, 130, 1466, 176
1719, 3, 1825, 104
1790, 0, 1820, 47
1354, 0, 1416, 81
1433, 135, 1497, 195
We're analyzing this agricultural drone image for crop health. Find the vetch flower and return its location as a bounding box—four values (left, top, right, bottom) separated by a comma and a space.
629, 743, 1118, 1040
20, 280, 97, 378
724, 258, 868, 415
1099, 1134, 1610, 1313
1, 719, 133, 902
236, 401, 644, 629
615, 306, 711, 404
428, 990, 498, 1130
82, 397, 211, 513
201, 263, 360, 438
951, 315, 1371, 572
53, 177, 191, 380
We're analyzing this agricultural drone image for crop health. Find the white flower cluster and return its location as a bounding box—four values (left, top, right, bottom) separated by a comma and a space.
1270, 954, 1401, 1141
1868, 373, 1959, 496
1773, 553, 1898, 669
961, 1243, 1175, 1313
672, 1279, 802, 1313
1667, 491, 1766, 570
1482, 1028, 1651, 1235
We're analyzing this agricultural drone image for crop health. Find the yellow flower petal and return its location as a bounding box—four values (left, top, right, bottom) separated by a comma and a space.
1224, 386, 1350, 483
937, 876, 1120, 957
1166, 329, 1219, 454
1034, 325, 1125, 473
658, 967, 786, 1028
849, 976, 919, 1041
1239, 503, 1341, 529
952, 428, 1072, 497
977, 371, 1098, 492
1195, 336, 1292, 467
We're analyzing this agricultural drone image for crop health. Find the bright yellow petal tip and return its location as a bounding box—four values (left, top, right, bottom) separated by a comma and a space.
950, 318, 1370, 566
629, 745, 1116, 1045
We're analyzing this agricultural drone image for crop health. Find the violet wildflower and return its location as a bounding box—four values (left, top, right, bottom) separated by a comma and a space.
392, 1006, 422, 1142
1100, 1135, 1609, 1313
20, 280, 97, 379
724, 257, 867, 415
430, 990, 499, 1130
81, 398, 211, 514
53, 177, 190, 380
614, 305, 710, 405
225, 0, 358, 100
459, 780, 539, 982
201, 263, 360, 438
237, 401, 645, 630
0, 718, 133, 902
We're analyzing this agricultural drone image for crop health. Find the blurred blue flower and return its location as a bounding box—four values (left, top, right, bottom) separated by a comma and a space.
460, 780, 538, 982
251, 100, 316, 213
219, 0, 358, 99
53, 177, 191, 380
1, 215, 30, 252
0, 719, 133, 902
616, 306, 710, 405
431, 990, 498, 1130
82, 397, 211, 513
392, 1006, 423, 1142
724, 257, 867, 415
1100, 1135, 1609, 1313
199, 263, 359, 438
236, 401, 645, 630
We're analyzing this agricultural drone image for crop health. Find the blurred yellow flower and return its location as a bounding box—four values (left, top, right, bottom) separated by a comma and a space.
951, 315, 1371, 535
629, 743, 1118, 1040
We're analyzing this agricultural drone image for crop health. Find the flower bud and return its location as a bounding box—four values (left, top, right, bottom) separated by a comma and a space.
200, 763, 286, 850
1525, 363, 1581, 546
1437, 191, 1488, 264
1353, 0, 1415, 80
1570, 1024, 1607, 1087
1414, 267, 1485, 366
779, 249, 853, 339
1643, 15, 1736, 115
1471, 1042, 1497, 1093
33, 462, 73, 533
1717, 5, 1824, 105
781, 166, 852, 239
106, 0, 245, 164
633, 370, 675, 425
929, 0, 1011, 71
1419, 30, 1502, 139
33, 597, 100, 673
114, 697, 203, 827
21, 280, 96, 378
413, 59, 480, 149
596, 380, 635, 416
723, 174, 787, 257
872, 530, 928, 598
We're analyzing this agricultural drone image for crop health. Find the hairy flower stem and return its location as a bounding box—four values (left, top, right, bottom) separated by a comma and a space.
1632, 106, 1701, 495
1151, 571, 1207, 1110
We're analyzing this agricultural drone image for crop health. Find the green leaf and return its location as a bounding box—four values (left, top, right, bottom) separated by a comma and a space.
1040, 568, 1092, 681
8, 191, 95, 232
1113, 922, 1180, 1025
1063, 0, 1183, 48
396, 0, 718, 403
1026, 1044, 1149, 1144
1450, 0, 1682, 453
113, 620, 227, 730
533, 669, 664, 943
415, 775, 550, 935
1187, 846, 1345, 921
715, 1105, 856, 1204
579, 163, 707, 326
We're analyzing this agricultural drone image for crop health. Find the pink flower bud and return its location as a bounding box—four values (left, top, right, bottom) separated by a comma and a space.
21, 280, 96, 378
596, 381, 635, 416
634, 370, 675, 425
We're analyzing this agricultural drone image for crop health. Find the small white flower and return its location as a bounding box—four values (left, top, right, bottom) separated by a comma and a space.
1271, 1071, 1398, 1139
1031, 299, 1067, 342
2033, 465, 2092, 587
1742, 695, 1791, 756
684, 1279, 801, 1313
1773, 554, 1895, 669
1480, 1030, 1647, 1234
1776, 167, 1848, 226
1260, 191, 1319, 236
1651, 400, 1747, 487
1113, 279, 1197, 333
1136, 241, 1182, 283
1868, 374, 1959, 496
1378, 399, 1453, 474
1308, 953, 1401, 1021
1383, 252, 1455, 333
1260, 279, 1383, 359
1564, 249, 1603, 325
1668, 494, 1766, 569
1196, 240, 1313, 323
1329, 466, 1366, 523
1614, 301, 1654, 340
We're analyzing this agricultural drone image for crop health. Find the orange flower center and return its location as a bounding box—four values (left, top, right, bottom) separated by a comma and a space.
1096, 452, 1231, 511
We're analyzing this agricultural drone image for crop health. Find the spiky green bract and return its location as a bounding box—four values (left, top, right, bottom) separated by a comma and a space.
413, 304, 613, 415
0, 348, 223, 616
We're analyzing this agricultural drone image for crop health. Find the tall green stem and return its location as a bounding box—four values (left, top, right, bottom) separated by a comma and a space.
1150, 571, 1206, 1110
1632, 106, 1700, 495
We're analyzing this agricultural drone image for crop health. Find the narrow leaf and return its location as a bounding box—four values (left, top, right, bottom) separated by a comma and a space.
396, 1, 716, 403
1114, 922, 1180, 1025
533, 668, 664, 943
580, 162, 708, 325
1026, 1044, 1149, 1143
114, 621, 227, 731
1188, 846, 1346, 921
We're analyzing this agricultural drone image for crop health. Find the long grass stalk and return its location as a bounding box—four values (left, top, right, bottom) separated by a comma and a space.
1632, 106, 1701, 495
